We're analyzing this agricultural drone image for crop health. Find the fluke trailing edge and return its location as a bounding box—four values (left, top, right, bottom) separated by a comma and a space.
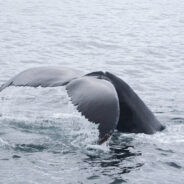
0, 67, 165, 144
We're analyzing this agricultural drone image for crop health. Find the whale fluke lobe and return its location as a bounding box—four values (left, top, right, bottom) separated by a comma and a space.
105, 72, 164, 134
66, 75, 120, 143
0, 67, 165, 144
0, 80, 13, 92
0, 67, 83, 90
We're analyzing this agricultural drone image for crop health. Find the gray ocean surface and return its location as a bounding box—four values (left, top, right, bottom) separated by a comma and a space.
0, 0, 184, 183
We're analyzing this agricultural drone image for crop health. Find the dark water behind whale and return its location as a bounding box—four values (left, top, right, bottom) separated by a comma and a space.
0, 0, 184, 183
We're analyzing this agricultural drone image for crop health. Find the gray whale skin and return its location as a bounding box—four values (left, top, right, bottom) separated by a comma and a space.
0, 67, 165, 144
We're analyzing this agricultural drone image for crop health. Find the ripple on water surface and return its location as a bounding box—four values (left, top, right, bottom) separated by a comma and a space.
0, 0, 184, 183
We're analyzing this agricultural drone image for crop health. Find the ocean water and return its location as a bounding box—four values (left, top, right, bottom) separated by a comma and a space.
0, 0, 184, 183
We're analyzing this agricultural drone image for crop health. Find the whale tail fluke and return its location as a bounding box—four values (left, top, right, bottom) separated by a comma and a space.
0, 67, 165, 144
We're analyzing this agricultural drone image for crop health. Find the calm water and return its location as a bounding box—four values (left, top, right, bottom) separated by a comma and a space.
0, 0, 184, 183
